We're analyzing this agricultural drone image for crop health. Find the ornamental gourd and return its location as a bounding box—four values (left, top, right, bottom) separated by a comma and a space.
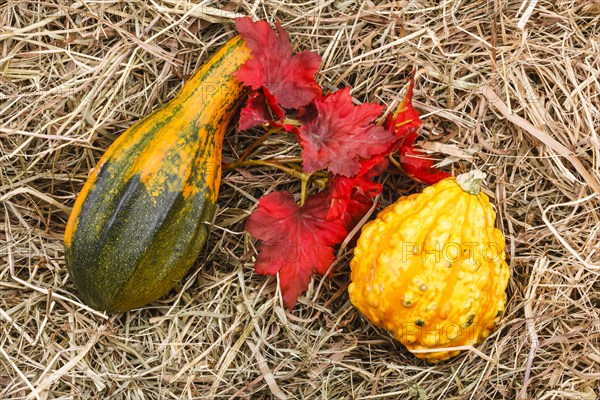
348, 171, 510, 363
64, 36, 251, 313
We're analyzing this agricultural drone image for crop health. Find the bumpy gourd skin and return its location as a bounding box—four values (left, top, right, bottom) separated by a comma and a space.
348, 174, 510, 362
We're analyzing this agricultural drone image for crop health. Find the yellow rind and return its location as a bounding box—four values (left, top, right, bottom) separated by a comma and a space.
349, 177, 510, 362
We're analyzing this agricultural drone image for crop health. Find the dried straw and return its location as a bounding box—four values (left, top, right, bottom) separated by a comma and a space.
1, 1, 598, 399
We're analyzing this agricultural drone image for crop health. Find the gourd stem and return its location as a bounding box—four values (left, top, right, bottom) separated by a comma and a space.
456, 170, 486, 195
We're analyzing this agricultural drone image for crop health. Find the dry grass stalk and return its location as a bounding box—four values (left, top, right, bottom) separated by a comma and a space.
1, 1, 599, 399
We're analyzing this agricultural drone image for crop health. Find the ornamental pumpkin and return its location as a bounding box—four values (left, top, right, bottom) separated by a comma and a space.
348, 171, 510, 362
64, 36, 251, 313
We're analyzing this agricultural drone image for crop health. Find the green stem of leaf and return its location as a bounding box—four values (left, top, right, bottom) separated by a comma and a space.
300, 174, 310, 206
388, 152, 402, 170
282, 118, 301, 126
223, 159, 326, 191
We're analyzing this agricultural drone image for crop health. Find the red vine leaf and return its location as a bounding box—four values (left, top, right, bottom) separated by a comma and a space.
326, 155, 389, 227
239, 91, 275, 131
298, 87, 395, 177
384, 76, 422, 139
330, 190, 374, 231
385, 77, 450, 184
397, 132, 452, 184
245, 191, 348, 309
239, 91, 300, 132
234, 17, 322, 109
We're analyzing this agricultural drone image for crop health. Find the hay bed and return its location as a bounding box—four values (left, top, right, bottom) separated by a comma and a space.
1, 1, 599, 399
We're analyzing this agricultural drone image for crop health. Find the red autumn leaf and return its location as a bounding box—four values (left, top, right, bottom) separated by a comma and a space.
384, 75, 422, 139
327, 173, 379, 221
326, 155, 388, 225
235, 17, 322, 109
330, 190, 374, 231
301, 190, 371, 234
297, 101, 317, 123
384, 76, 450, 184
398, 132, 451, 184
245, 191, 348, 309
239, 90, 287, 131
239, 91, 273, 131
239, 90, 301, 133
262, 88, 286, 120
298, 87, 396, 177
